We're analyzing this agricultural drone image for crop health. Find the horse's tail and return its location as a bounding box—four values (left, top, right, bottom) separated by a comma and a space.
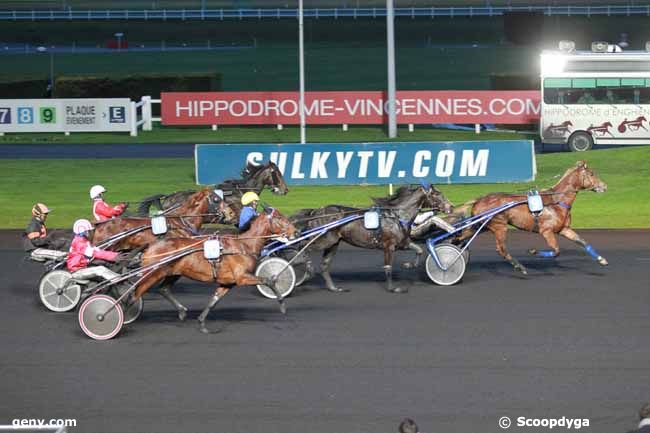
137, 194, 166, 216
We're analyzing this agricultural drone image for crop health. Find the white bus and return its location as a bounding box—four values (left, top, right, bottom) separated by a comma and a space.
540, 42, 650, 151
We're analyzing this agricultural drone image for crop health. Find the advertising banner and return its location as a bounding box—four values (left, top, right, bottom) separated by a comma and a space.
162, 91, 541, 126
0, 99, 132, 133
195, 140, 536, 186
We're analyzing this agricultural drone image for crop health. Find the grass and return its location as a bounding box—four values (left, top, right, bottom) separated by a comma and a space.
0, 125, 529, 144
1, 146, 648, 229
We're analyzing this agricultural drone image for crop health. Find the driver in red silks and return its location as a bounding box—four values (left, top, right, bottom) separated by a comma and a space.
67, 219, 124, 281
90, 184, 127, 222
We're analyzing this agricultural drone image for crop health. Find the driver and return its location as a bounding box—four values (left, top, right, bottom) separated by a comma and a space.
238, 191, 260, 232
23, 203, 68, 251
90, 184, 127, 222
66, 219, 126, 281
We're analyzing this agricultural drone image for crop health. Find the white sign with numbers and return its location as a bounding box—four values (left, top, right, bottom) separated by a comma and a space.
0, 99, 132, 133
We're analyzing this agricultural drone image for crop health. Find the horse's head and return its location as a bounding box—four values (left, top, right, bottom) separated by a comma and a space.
604, 122, 613, 128
206, 189, 237, 224
574, 161, 607, 193
244, 161, 289, 195
422, 183, 454, 214
265, 161, 289, 195
261, 206, 297, 239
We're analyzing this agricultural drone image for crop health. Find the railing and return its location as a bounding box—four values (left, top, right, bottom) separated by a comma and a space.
131, 96, 157, 137
1, 5, 649, 20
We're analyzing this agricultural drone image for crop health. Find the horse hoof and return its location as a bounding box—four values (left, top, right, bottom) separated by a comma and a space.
528, 248, 537, 256
199, 322, 220, 334
327, 286, 349, 293
519, 268, 529, 276
388, 287, 408, 294
279, 302, 287, 315
598, 257, 609, 266
401, 262, 414, 270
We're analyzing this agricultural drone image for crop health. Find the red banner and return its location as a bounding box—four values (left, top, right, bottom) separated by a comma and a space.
161, 90, 541, 125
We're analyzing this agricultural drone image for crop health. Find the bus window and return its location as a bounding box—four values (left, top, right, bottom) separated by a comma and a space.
639, 87, 650, 104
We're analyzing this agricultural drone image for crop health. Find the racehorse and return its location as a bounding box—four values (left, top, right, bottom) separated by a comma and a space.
94, 188, 236, 319
132, 207, 297, 334
464, 160, 608, 275
292, 184, 453, 294
137, 161, 289, 218
94, 188, 235, 249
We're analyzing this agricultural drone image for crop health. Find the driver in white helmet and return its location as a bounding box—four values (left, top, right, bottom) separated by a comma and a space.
90, 184, 127, 222
66, 219, 126, 281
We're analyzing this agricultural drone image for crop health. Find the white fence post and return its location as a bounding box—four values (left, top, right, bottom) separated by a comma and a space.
130, 101, 137, 137
142, 96, 153, 131
475, 123, 481, 134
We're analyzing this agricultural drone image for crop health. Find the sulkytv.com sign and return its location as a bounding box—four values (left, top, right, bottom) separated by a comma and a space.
195, 141, 536, 186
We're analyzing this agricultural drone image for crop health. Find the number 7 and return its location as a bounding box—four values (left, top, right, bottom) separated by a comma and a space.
0, 108, 8, 123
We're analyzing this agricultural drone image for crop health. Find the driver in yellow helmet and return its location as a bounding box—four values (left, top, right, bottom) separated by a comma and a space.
238, 191, 260, 232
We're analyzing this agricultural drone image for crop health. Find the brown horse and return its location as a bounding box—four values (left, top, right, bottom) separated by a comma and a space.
93, 188, 236, 320
466, 160, 608, 275
94, 188, 235, 250
133, 207, 297, 333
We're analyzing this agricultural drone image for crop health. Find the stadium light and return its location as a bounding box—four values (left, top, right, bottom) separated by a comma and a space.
540, 53, 566, 75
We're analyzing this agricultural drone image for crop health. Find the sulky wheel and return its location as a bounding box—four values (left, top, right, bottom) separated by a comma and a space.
444, 240, 470, 265
277, 247, 310, 287
38, 269, 81, 313
425, 243, 467, 286
255, 257, 296, 299
112, 284, 144, 325
78, 294, 124, 340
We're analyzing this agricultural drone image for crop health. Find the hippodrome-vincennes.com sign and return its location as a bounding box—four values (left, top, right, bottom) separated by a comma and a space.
195, 141, 536, 186
164, 91, 541, 125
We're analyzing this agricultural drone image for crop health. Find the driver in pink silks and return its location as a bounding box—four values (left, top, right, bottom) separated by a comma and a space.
90, 184, 127, 222
67, 219, 124, 281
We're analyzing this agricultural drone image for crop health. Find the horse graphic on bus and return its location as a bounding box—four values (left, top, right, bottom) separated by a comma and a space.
617, 116, 647, 133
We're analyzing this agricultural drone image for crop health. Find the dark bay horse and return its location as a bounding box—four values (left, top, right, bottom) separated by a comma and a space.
133, 207, 297, 333
137, 161, 289, 218
466, 160, 608, 275
94, 188, 236, 319
292, 184, 453, 294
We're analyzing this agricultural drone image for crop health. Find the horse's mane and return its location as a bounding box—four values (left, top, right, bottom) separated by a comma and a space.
371, 184, 419, 207
241, 162, 268, 180
217, 162, 268, 188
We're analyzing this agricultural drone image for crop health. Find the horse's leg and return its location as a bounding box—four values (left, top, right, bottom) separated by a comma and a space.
158, 276, 188, 321
493, 225, 528, 275
401, 241, 424, 270
197, 286, 230, 334
321, 242, 347, 293
559, 227, 608, 266
236, 271, 287, 314
384, 245, 407, 294
528, 229, 560, 258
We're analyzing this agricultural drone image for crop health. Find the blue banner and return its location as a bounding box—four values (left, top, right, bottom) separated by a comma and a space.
195, 140, 536, 185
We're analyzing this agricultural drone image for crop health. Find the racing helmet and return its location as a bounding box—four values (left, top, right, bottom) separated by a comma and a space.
213, 189, 224, 201
90, 185, 106, 199
73, 219, 94, 236
32, 203, 51, 219
241, 191, 260, 206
